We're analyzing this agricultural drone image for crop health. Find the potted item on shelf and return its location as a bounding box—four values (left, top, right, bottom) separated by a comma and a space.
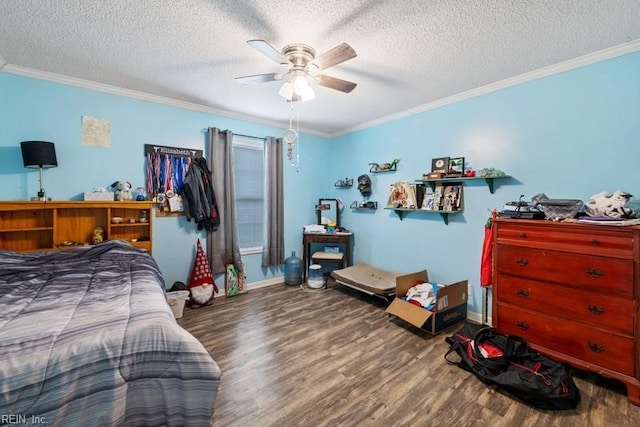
369, 159, 400, 173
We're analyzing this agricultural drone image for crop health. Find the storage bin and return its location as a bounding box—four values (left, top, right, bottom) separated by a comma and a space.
166, 290, 190, 319
308, 264, 324, 289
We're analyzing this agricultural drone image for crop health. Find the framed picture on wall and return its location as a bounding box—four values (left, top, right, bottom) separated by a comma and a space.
447, 157, 465, 177
431, 157, 449, 173
439, 183, 463, 211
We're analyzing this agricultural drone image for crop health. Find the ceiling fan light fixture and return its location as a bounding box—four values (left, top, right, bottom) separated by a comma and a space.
279, 74, 315, 102
292, 74, 315, 101
278, 81, 294, 100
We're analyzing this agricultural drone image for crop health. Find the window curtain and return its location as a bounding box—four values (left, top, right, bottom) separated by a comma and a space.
262, 136, 285, 267
206, 128, 242, 274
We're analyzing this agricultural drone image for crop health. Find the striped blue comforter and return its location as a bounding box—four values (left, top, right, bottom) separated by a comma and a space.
0, 241, 221, 426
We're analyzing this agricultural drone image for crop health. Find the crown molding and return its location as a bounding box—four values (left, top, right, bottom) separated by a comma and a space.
332, 39, 640, 137
1, 64, 330, 138
3, 38, 639, 140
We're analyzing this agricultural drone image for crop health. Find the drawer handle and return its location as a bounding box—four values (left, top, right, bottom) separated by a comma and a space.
588, 342, 605, 353
519, 232, 527, 238
590, 238, 599, 245
516, 289, 529, 298
516, 321, 529, 330
585, 268, 604, 278
587, 304, 604, 315
515, 258, 529, 267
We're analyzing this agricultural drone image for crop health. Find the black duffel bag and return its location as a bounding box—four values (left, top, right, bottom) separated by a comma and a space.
445, 322, 580, 410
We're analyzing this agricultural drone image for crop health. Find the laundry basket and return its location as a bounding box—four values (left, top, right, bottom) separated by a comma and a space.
166, 290, 190, 319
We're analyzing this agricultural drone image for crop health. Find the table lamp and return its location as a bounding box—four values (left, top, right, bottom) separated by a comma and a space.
20, 141, 58, 201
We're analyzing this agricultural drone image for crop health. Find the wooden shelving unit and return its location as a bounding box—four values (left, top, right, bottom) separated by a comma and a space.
0, 201, 153, 253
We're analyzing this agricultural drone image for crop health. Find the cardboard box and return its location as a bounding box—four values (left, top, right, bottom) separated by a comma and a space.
385, 270, 468, 334
84, 191, 115, 201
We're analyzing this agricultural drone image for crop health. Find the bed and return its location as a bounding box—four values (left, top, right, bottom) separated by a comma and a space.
330, 263, 402, 302
0, 240, 221, 427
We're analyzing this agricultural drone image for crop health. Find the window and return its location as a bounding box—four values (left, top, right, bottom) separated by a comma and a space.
233, 136, 265, 253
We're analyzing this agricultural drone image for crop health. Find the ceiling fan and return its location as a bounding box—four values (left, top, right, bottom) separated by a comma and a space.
235, 40, 358, 102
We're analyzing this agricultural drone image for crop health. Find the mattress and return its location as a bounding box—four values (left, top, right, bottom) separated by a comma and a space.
331, 263, 402, 296
0, 240, 221, 427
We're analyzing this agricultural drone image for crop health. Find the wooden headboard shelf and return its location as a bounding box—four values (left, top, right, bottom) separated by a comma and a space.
0, 201, 153, 253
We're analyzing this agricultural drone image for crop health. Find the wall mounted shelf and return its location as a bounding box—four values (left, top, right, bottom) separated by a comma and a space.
416, 175, 511, 194
335, 178, 354, 188
369, 159, 400, 173
385, 207, 460, 224
351, 201, 378, 210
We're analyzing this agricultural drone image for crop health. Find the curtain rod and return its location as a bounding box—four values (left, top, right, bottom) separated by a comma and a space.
201, 128, 265, 140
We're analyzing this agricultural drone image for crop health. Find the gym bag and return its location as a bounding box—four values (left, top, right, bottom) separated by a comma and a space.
445, 322, 580, 410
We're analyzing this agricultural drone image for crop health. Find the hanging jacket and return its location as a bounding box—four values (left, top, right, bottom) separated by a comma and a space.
182, 157, 220, 231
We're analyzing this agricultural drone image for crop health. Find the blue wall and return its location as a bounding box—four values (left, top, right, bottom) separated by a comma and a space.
1, 49, 639, 319
328, 50, 640, 316
0, 73, 327, 288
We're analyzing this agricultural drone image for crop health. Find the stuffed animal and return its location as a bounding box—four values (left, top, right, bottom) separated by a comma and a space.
585, 191, 634, 218
111, 181, 133, 201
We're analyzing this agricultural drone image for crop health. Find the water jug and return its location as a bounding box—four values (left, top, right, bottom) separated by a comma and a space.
284, 251, 302, 285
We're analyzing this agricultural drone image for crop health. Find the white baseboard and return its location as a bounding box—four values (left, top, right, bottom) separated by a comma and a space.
466, 310, 492, 326
214, 276, 283, 297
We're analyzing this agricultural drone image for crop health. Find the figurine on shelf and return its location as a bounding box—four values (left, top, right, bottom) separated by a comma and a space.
92, 226, 104, 245
369, 159, 400, 173
480, 168, 506, 178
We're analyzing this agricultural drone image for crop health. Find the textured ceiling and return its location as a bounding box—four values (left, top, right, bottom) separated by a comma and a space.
1, 0, 639, 136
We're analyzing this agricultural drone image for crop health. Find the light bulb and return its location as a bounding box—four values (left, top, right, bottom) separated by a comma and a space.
278, 81, 293, 100
293, 74, 308, 94
292, 74, 315, 101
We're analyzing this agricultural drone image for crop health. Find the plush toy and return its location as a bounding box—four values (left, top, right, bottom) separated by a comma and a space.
585, 191, 634, 218
111, 181, 133, 201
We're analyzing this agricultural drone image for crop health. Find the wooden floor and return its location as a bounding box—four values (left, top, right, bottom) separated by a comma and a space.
179, 281, 640, 427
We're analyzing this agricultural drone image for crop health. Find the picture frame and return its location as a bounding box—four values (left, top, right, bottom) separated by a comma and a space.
439, 183, 463, 211
421, 192, 436, 210
431, 157, 449, 173
447, 157, 465, 177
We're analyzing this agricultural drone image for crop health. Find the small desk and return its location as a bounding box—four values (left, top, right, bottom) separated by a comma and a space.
302, 232, 353, 283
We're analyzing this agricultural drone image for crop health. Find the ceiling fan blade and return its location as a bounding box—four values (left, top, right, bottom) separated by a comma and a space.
247, 39, 286, 64
311, 42, 357, 71
314, 74, 357, 93
235, 73, 280, 86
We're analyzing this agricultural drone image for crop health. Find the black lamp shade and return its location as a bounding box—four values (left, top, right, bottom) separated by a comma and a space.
20, 141, 58, 169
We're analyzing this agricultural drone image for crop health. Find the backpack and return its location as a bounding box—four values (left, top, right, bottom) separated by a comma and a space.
445, 322, 580, 410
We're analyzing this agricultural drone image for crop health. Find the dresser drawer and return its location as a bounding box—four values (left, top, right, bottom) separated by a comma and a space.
496, 304, 634, 376
496, 274, 633, 336
495, 222, 633, 258
495, 245, 633, 298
